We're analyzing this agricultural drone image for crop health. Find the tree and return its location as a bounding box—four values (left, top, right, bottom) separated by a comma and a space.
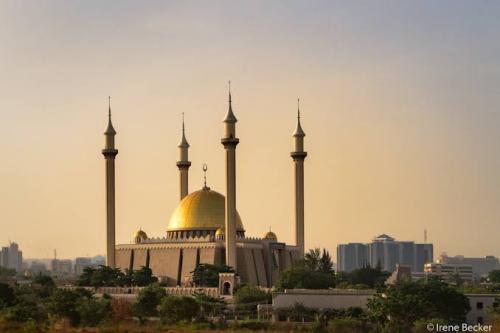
0, 266, 16, 278
47, 289, 86, 326
191, 264, 234, 287
32, 275, 56, 298
304, 248, 321, 271
338, 265, 389, 288
90, 265, 125, 287
319, 249, 334, 274
488, 270, 500, 283
194, 292, 225, 318
234, 285, 271, 313
0, 283, 15, 308
276, 265, 336, 290
159, 296, 199, 324
7, 286, 47, 324
77, 297, 112, 327
133, 283, 166, 322
76, 266, 96, 286
368, 279, 470, 331
132, 266, 158, 286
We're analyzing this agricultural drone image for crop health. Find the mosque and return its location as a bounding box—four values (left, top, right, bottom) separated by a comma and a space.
101, 88, 308, 289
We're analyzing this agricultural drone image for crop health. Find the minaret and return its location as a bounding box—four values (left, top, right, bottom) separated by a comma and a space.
221, 82, 239, 269
176, 113, 191, 200
291, 99, 307, 256
102, 97, 118, 268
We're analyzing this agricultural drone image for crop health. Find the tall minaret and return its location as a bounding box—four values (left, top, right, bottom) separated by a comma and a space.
291, 99, 307, 256
221, 82, 239, 269
102, 97, 118, 268
176, 113, 191, 200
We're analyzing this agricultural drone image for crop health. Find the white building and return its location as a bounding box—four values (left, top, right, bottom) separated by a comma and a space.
424, 263, 474, 282
437, 254, 499, 279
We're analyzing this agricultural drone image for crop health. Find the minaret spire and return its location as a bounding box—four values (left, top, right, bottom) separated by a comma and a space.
221, 81, 239, 270
291, 98, 307, 256
177, 113, 191, 200
102, 97, 118, 268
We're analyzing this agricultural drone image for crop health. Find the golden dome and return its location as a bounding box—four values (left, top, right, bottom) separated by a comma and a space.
134, 229, 148, 244
215, 228, 225, 236
264, 231, 277, 241
167, 187, 245, 233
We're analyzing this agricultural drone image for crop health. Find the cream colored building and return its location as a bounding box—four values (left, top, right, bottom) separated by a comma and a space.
424, 263, 474, 282
104, 90, 307, 288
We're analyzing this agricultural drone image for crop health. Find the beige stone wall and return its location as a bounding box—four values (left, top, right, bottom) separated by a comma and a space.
116, 249, 132, 271
181, 248, 198, 284
253, 249, 268, 287
149, 248, 181, 286
199, 248, 216, 264
273, 290, 375, 310
132, 249, 148, 270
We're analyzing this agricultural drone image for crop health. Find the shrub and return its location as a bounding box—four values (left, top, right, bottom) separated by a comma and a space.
159, 296, 199, 324
132, 283, 166, 322
234, 285, 271, 313
77, 297, 112, 327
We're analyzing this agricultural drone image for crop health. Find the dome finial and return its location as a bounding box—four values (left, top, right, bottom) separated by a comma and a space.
228, 80, 232, 103
202, 163, 209, 190
108, 96, 111, 120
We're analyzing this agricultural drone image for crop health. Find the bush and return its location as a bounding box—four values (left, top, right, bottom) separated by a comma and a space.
47, 289, 84, 326
328, 318, 368, 333
132, 283, 166, 322
276, 266, 336, 290
0, 283, 15, 308
159, 296, 199, 324
234, 285, 271, 313
7, 286, 47, 324
77, 297, 111, 327
111, 298, 133, 321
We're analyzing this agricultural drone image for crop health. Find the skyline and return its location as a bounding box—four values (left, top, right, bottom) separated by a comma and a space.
1, 1, 500, 260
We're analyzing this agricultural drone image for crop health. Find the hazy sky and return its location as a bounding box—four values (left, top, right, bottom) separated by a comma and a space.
1, 1, 499, 260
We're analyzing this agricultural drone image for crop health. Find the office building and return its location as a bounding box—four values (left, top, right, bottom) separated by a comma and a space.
337, 234, 433, 272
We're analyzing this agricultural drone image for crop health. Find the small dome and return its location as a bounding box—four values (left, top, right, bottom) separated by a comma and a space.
134, 230, 148, 244
215, 228, 225, 237
264, 231, 277, 241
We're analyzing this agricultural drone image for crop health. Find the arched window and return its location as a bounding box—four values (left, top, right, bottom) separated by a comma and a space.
222, 281, 231, 295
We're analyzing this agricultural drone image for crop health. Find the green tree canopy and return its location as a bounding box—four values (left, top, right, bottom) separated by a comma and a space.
234, 285, 271, 312
488, 269, 500, 283
276, 265, 336, 290
159, 296, 199, 324
0, 283, 15, 308
367, 279, 471, 331
0, 266, 16, 278
132, 266, 158, 286
337, 265, 390, 288
191, 264, 234, 287
132, 283, 166, 322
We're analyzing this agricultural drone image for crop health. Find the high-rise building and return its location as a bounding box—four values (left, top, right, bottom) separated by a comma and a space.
74, 257, 93, 275
337, 234, 433, 272
437, 254, 499, 278
0, 242, 23, 272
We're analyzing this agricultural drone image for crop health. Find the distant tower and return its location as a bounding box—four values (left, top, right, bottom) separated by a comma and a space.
221, 82, 239, 269
176, 113, 191, 200
102, 97, 118, 268
424, 229, 428, 243
291, 99, 307, 256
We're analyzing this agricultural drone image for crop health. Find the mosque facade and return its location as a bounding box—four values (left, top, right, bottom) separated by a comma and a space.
102, 89, 308, 288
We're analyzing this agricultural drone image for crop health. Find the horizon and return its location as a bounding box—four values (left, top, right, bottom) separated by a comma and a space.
1, 1, 500, 260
